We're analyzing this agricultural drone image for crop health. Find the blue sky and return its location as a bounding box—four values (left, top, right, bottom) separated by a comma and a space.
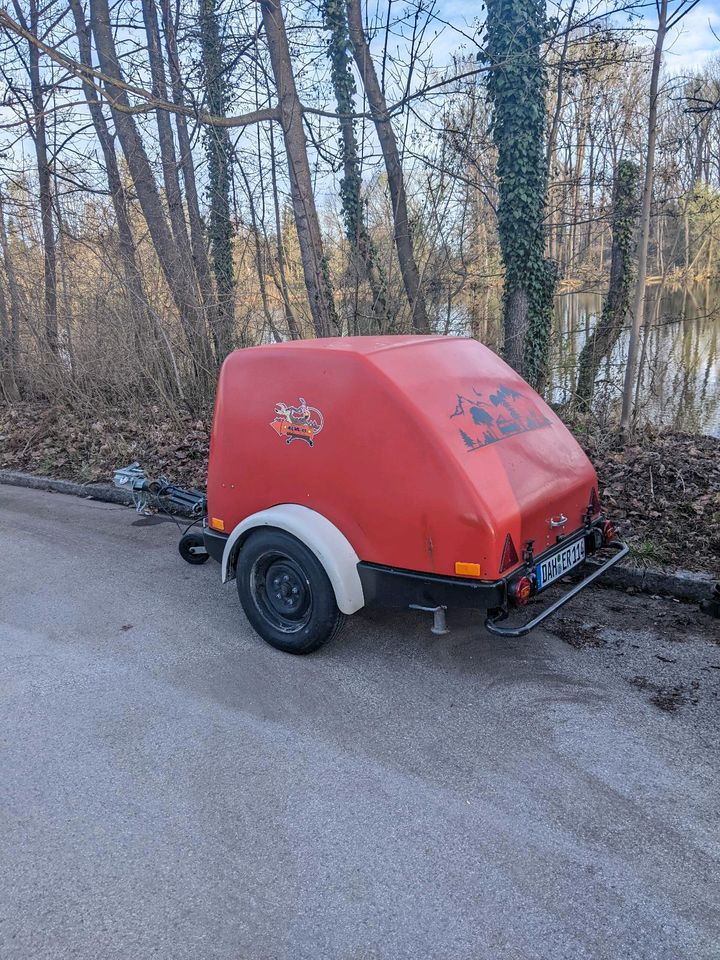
421, 0, 720, 72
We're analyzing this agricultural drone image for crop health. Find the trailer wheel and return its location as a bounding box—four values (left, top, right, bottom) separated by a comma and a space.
236, 529, 345, 654
179, 530, 210, 564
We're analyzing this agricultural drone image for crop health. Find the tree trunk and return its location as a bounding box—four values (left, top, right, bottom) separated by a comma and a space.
323, 0, 388, 331
145, 0, 225, 360
620, 0, 668, 431
346, 0, 429, 332
141, 0, 195, 267
12, 0, 58, 356
162, 0, 226, 352
681, 123, 708, 276
237, 162, 283, 343
545, 0, 576, 170
68, 0, 161, 356
267, 120, 301, 339
0, 192, 21, 398
0, 275, 19, 400
585, 128, 595, 257
504, 288, 529, 372
260, 0, 339, 338
576, 160, 640, 406
545, 0, 575, 268
569, 99, 590, 270
195, 0, 237, 356
485, 0, 555, 388
89, 0, 215, 390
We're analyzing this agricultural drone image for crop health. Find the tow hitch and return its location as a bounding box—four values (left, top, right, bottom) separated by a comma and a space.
113, 463, 209, 564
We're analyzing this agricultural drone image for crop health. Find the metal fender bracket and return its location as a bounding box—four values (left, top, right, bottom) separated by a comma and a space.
484, 541, 630, 638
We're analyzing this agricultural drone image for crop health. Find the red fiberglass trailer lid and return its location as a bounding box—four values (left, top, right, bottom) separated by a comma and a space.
207, 336, 599, 581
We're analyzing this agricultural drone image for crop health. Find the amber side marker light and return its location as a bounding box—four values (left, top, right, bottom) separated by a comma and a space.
210, 517, 225, 532
455, 561, 481, 577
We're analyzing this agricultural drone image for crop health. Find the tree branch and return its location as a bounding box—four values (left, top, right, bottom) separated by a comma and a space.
0, 7, 279, 128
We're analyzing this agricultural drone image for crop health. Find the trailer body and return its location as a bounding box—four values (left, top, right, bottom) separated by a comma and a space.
201, 336, 626, 651
209, 337, 593, 575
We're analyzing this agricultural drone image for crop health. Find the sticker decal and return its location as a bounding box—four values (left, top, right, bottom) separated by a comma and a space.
450, 384, 550, 451
271, 398, 324, 447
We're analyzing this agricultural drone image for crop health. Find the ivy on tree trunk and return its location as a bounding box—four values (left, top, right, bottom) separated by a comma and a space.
321, 0, 388, 331
198, 0, 236, 354
576, 160, 640, 408
485, 0, 555, 388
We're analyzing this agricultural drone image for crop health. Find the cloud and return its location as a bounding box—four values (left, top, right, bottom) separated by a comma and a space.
663, 2, 720, 70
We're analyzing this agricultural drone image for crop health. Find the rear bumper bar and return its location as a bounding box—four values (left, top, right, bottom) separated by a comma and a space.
357, 562, 506, 610
203, 526, 228, 563
484, 541, 629, 637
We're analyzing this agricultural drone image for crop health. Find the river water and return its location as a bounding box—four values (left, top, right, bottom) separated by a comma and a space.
549, 283, 719, 437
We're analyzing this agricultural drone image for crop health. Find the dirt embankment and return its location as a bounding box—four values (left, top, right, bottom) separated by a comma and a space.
577, 429, 719, 574
0, 403, 718, 575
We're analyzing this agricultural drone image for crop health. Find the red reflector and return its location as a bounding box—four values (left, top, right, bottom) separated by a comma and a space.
589, 486, 601, 516
500, 533, 519, 573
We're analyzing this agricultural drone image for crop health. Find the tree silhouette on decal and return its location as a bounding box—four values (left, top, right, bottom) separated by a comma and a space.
449, 384, 550, 451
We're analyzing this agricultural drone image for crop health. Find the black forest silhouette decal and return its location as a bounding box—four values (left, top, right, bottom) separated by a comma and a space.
450, 385, 550, 451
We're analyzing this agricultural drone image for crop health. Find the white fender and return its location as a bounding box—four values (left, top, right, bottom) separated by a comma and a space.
221, 504, 365, 615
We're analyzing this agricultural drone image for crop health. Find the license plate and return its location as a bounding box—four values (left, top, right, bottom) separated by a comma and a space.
536, 539, 586, 590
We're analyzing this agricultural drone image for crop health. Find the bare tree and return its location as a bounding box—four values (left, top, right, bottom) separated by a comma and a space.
346, 0, 429, 333
260, 0, 339, 338
620, 0, 698, 430
195, 0, 236, 352
68, 0, 158, 353
0, 193, 21, 399
158, 0, 227, 357
0, 278, 16, 399
89, 0, 215, 391
11, 0, 58, 357
141, 0, 204, 304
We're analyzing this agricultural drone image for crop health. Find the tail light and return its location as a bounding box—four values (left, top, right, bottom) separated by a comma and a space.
589, 486, 601, 516
509, 576, 532, 606
601, 519, 615, 545
499, 533, 519, 573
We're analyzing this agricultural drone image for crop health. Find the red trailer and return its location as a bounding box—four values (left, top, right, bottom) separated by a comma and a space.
194, 336, 627, 653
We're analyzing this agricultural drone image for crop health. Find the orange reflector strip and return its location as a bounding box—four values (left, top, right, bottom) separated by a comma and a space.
455, 561, 481, 577
210, 517, 225, 532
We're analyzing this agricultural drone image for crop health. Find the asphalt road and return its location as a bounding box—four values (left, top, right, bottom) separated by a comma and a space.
1, 484, 718, 960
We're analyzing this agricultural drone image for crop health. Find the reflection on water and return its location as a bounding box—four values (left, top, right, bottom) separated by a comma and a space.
550, 283, 719, 437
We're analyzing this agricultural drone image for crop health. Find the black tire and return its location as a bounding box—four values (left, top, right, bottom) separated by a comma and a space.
235, 529, 345, 654
179, 530, 210, 565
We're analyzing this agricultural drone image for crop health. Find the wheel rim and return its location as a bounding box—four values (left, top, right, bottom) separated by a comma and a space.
250, 551, 312, 634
